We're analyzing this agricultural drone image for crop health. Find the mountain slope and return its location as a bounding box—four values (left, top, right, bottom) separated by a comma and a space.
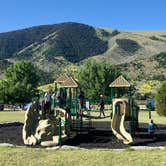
0, 24, 63, 59
116, 52, 166, 85
16, 22, 108, 62
0, 22, 166, 85
91, 30, 166, 64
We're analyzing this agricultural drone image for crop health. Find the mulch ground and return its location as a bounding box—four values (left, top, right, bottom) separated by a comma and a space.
0, 121, 166, 149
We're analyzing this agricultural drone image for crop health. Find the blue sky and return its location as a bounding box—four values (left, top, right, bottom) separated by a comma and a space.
0, 0, 166, 32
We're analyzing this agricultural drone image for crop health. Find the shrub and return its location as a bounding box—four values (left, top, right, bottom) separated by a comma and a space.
155, 82, 166, 116
116, 39, 140, 53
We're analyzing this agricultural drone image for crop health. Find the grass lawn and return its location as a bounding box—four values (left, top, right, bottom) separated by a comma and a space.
0, 147, 165, 166
0, 111, 25, 123
0, 110, 165, 124
85, 111, 166, 124
139, 111, 166, 124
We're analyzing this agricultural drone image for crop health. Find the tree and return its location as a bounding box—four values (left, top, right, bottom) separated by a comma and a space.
0, 61, 40, 104
139, 80, 161, 96
77, 60, 120, 99
155, 82, 166, 116
0, 80, 9, 103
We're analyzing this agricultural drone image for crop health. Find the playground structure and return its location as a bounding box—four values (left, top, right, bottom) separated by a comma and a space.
22, 104, 70, 146
22, 75, 139, 146
109, 75, 137, 144
111, 99, 133, 144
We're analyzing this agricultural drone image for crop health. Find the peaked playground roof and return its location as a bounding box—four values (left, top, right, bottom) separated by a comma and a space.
55, 74, 69, 83
109, 75, 131, 88
60, 77, 78, 88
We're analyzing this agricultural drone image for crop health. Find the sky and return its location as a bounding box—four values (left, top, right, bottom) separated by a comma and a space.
0, 0, 166, 33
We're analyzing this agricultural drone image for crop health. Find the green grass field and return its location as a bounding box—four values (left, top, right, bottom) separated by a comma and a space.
0, 147, 165, 166
0, 111, 25, 123
139, 111, 166, 124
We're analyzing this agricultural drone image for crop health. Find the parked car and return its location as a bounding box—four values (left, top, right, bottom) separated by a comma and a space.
0, 104, 4, 111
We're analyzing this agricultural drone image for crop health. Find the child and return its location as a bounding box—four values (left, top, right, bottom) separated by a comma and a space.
44, 90, 51, 118
148, 119, 158, 140
78, 91, 84, 115
98, 95, 105, 118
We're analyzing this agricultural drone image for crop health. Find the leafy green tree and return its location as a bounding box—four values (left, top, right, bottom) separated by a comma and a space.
0, 80, 9, 103
0, 61, 40, 104
77, 60, 120, 99
155, 82, 166, 116
138, 80, 161, 97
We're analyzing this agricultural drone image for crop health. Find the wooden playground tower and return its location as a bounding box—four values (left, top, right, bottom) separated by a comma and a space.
55, 74, 82, 129
55, 74, 79, 109
109, 75, 138, 136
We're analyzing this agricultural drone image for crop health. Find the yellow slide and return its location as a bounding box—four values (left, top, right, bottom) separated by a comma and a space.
111, 99, 133, 144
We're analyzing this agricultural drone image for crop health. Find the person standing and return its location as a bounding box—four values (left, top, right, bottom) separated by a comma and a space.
56, 88, 65, 108
44, 90, 51, 118
78, 91, 84, 115
148, 119, 158, 140
98, 94, 105, 117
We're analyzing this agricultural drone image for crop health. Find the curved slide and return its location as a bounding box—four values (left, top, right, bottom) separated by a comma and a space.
111, 99, 133, 144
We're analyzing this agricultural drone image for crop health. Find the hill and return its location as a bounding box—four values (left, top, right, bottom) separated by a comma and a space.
116, 52, 166, 84
91, 29, 166, 64
0, 22, 165, 85
0, 24, 62, 59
